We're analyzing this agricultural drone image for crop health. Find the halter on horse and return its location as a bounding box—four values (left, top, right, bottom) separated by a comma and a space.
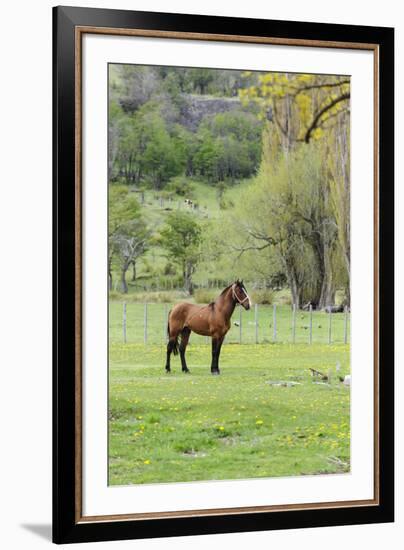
165, 280, 251, 375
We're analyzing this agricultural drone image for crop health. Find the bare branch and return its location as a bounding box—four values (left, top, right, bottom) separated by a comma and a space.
304, 93, 350, 143
291, 79, 350, 96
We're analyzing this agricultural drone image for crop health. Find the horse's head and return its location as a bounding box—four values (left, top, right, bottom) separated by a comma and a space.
232, 279, 251, 310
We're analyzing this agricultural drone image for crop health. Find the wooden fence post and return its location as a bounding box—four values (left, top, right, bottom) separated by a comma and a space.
144, 303, 148, 344
123, 302, 127, 344
255, 303, 258, 344
273, 304, 277, 342
309, 304, 313, 345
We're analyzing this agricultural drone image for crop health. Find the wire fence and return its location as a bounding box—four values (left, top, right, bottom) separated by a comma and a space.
110, 303, 350, 346
110, 277, 234, 293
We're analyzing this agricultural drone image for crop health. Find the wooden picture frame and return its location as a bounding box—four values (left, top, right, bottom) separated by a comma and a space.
53, 5, 394, 544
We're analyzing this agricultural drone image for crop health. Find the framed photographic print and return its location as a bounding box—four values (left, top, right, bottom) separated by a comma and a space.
53, 5, 394, 544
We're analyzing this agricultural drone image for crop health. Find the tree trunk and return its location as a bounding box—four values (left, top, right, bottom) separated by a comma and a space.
287, 263, 301, 309
290, 278, 300, 309
184, 262, 194, 295
344, 284, 351, 308
131, 260, 137, 282
108, 256, 113, 291
121, 267, 128, 294
318, 271, 335, 309
317, 236, 336, 309
307, 222, 337, 309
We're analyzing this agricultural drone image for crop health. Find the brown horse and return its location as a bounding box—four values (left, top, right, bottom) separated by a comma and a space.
165, 280, 251, 375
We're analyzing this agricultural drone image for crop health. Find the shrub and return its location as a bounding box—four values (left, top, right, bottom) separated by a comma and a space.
194, 288, 218, 304
108, 290, 188, 303
276, 292, 292, 306
108, 290, 122, 301
163, 262, 177, 276
166, 177, 194, 197
249, 288, 274, 305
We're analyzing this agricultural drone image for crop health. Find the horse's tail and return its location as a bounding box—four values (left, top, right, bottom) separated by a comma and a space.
167, 311, 178, 355
172, 338, 179, 355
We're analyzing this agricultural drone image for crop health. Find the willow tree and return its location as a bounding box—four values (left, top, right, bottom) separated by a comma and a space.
236, 72, 350, 306
230, 143, 341, 308
239, 72, 350, 147
328, 112, 351, 304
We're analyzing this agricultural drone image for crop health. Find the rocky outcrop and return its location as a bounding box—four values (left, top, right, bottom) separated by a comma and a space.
179, 94, 242, 131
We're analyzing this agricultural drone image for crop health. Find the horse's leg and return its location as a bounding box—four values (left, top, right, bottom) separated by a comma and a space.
215, 336, 224, 374
165, 326, 180, 373
179, 327, 191, 373
165, 338, 176, 373
211, 336, 224, 375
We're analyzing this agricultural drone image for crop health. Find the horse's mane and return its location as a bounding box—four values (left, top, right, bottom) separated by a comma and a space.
207, 284, 233, 310
219, 283, 233, 296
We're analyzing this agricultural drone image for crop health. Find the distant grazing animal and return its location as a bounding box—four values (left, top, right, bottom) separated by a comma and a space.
165, 280, 251, 375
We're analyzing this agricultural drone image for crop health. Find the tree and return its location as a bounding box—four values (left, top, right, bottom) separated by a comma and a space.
193, 128, 222, 182
236, 71, 351, 306
108, 185, 142, 290
188, 68, 214, 94
111, 218, 151, 293
111, 64, 159, 112
141, 111, 183, 188
108, 100, 125, 181
109, 98, 185, 187
169, 124, 197, 177
230, 143, 340, 308
194, 111, 263, 183
112, 110, 147, 184
109, 186, 141, 232
159, 212, 202, 294
239, 72, 350, 147
328, 112, 350, 305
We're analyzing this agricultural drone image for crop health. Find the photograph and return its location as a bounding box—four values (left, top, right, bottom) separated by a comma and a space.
1, 0, 399, 545
107, 63, 352, 486
51, 5, 394, 543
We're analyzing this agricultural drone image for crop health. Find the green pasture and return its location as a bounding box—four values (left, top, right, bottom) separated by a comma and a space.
109, 302, 349, 346
109, 342, 350, 485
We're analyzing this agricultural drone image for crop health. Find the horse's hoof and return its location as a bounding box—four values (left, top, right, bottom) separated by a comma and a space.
211, 371, 220, 376
165, 369, 171, 374
183, 370, 190, 374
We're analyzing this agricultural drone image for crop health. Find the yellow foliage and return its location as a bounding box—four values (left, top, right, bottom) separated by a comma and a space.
312, 128, 324, 140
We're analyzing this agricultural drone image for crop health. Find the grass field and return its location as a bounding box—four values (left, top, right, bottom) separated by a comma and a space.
109, 302, 350, 346
109, 342, 350, 485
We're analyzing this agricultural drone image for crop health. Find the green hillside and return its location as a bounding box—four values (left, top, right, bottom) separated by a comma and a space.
110, 177, 254, 293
